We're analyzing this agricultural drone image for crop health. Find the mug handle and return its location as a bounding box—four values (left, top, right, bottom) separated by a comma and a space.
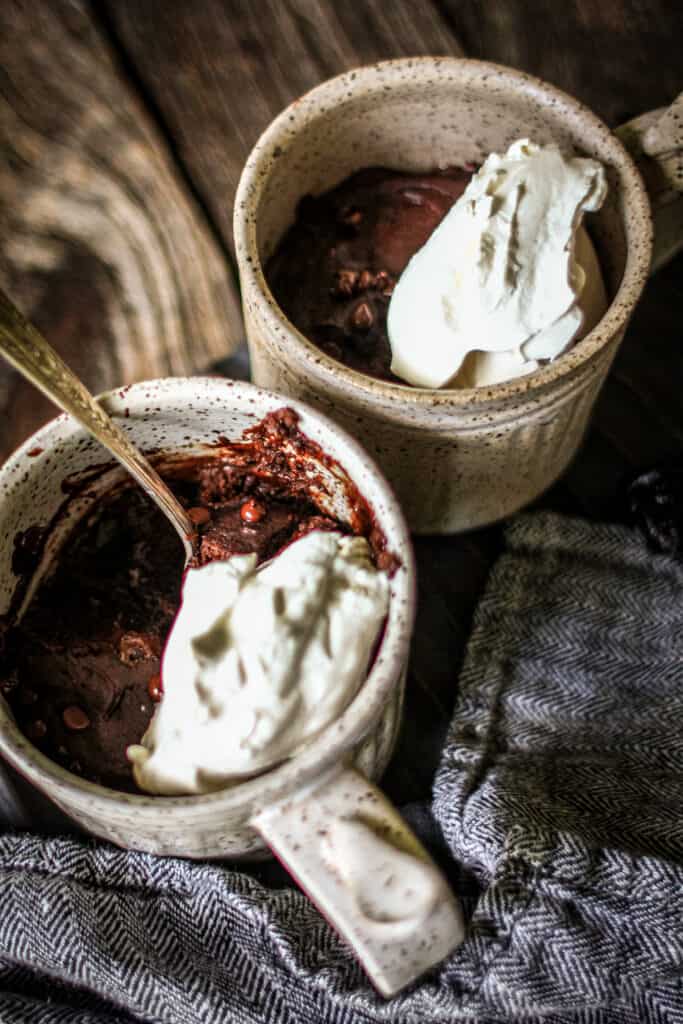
615, 92, 683, 274
252, 764, 465, 997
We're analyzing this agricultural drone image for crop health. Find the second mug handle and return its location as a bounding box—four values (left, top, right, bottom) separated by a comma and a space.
252, 764, 465, 997
616, 92, 683, 274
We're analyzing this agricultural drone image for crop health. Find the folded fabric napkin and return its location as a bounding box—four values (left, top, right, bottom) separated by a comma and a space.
1, 511, 682, 1023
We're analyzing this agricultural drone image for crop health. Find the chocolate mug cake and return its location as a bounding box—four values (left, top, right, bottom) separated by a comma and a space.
0, 408, 394, 794
0, 380, 454, 996
235, 58, 654, 532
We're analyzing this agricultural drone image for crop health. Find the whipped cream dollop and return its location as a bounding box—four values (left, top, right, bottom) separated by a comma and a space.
128, 531, 389, 795
387, 139, 608, 388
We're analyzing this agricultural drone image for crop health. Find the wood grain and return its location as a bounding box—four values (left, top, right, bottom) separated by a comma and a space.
98, 0, 465, 250
438, 0, 683, 127
0, 0, 243, 462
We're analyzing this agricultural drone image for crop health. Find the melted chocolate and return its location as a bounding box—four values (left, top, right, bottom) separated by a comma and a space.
266, 167, 472, 381
0, 409, 392, 793
2, 489, 182, 793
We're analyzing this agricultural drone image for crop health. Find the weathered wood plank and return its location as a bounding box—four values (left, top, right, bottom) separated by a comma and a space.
99, 0, 465, 250
437, 0, 683, 126
0, 0, 243, 462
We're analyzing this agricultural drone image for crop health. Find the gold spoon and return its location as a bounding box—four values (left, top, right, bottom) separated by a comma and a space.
0, 288, 194, 563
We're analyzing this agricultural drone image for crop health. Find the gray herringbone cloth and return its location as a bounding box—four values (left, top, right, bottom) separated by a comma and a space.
1, 512, 682, 1023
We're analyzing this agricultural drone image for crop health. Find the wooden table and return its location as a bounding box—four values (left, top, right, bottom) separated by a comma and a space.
0, 1, 681, 834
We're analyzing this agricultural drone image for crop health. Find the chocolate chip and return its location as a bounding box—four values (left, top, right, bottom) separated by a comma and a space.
358, 269, 374, 291
339, 206, 363, 228
26, 719, 47, 741
187, 506, 211, 526
373, 271, 392, 292
17, 687, 37, 705
333, 269, 358, 297
350, 301, 374, 332
240, 499, 266, 524
148, 674, 163, 702
62, 705, 90, 731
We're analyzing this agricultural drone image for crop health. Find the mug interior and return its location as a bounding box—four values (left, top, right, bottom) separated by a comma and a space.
242, 58, 650, 399
0, 378, 414, 826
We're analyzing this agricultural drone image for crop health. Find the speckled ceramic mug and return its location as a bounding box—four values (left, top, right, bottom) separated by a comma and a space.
234, 58, 683, 533
0, 377, 464, 995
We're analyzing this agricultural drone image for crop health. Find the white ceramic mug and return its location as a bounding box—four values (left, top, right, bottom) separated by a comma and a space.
234, 58, 683, 533
0, 377, 464, 995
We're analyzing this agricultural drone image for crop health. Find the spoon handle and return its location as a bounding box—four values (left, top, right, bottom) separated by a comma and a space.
0, 289, 194, 561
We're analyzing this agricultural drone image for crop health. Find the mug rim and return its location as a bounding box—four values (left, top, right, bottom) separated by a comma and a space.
233, 55, 653, 408
0, 377, 415, 817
